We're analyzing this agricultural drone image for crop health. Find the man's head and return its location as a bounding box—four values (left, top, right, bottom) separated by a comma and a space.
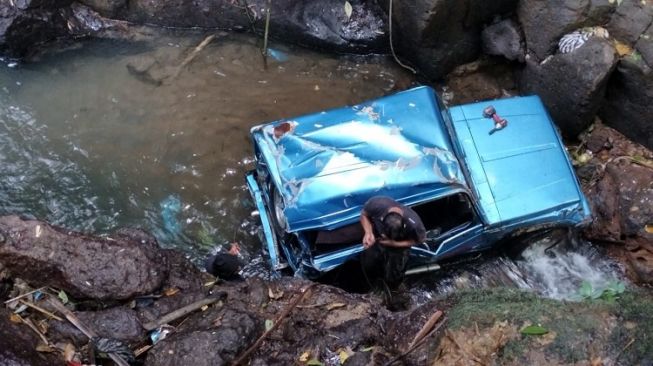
382, 212, 406, 240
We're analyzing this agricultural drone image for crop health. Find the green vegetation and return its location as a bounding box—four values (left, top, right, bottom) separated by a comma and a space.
445, 287, 653, 364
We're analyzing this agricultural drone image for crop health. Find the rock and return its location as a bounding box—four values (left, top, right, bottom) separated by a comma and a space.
145, 308, 262, 366
599, 58, 653, 150
626, 241, 653, 284
0, 308, 63, 366
635, 22, 653, 66
49, 306, 145, 346
519, 38, 618, 137
517, 0, 614, 61
126, 0, 387, 54
606, 0, 653, 44
0, 216, 168, 300
482, 19, 525, 62
78, 0, 126, 17
0, 1, 70, 58
389, 0, 517, 79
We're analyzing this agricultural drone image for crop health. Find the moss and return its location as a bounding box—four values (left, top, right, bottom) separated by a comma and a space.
444, 287, 653, 364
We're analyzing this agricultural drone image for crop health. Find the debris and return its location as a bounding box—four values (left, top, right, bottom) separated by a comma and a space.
18, 299, 64, 321
170, 34, 217, 79
268, 287, 284, 300
326, 303, 346, 311
231, 284, 316, 366
143, 294, 226, 331
46, 295, 131, 366
299, 351, 311, 362
4, 286, 46, 304
408, 309, 443, 349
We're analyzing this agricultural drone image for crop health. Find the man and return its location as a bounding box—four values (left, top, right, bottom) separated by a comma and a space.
359, 196, 426, 290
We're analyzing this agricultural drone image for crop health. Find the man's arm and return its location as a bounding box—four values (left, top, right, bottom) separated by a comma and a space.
360, 210, 375, 249
377, 239, 416, 248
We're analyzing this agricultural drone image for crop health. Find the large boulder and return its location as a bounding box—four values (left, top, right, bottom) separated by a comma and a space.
0, 0, 71, 57
600, 55, 653, 151
0, 216, 168, 300
606, 0, 653, 44
517, 0, 614, 61
519, 38, 617, 137
49, 306, 145, 346
388, 0, 517, 79
0, 309, 63, 366
125, 0, 387, 53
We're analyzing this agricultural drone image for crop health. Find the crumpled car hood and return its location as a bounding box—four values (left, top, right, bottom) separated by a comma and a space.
251, 86, 468, 231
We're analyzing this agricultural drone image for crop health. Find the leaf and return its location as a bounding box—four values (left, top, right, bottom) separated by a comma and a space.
579, 281, 593, 298
344, 1, 353, 20
307, 359, 323, 366
9, 313, 22, 324
63, 343, 76, 361
337, 348, 353, 364
327, 302, 346, 311
361, 346, 375, 352
645, 224, 653, 234
164, 287, 180, 297
299, 351, 310, 362
614, 41, 633, 57
265, 319, 274, 331
521, 325, 549, 335
58, 290, 69, 305
268, 287, 284, 300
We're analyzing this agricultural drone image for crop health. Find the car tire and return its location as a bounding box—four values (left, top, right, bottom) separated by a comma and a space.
268, 183, 288, 239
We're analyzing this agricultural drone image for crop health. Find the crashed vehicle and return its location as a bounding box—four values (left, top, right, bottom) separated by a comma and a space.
246, 86, 591, 278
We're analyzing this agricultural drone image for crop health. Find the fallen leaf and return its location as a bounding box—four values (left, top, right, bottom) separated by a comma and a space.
164, 287, 180, 297
361, 346, 375, 352
201, 305, 209, 311
307, 359, 324, 366
337, 347, 353, 364
9, 313, 22, 324
327, 303, 346, 311
58, 290, 69, 305
268, 287, 284, 300
299, 351, 310, 362
614, 40, 633, 57
265, 319, 274, 331
645, 224, 653, 234
344, 1, 353, 20
521, 325, 549, 335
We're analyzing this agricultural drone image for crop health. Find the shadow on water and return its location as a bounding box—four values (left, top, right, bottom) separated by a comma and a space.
0, 31, 411, 263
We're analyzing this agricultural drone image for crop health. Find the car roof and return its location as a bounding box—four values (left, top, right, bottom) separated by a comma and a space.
251, 86, 469, 232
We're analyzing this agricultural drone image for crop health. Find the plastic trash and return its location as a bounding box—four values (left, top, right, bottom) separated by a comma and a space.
160, 195, 182, 235
267, 48, 289, 62
149, 326, 174, 344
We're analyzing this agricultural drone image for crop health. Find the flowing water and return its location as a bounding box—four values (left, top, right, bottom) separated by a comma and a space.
0, 32, 624, 299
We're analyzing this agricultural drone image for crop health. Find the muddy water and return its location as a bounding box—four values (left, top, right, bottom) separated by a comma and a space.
0, 32, 411, 260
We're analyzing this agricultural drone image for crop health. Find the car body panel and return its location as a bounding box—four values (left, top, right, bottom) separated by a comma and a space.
250, 86, 467, 232
448, 96, 591, 228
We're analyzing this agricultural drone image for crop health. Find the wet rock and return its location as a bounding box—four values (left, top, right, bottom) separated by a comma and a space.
0, 1, 70, 58
599, 58, 653, 150
126, 0, 387, 54
163, 249, 207, 292
0, 308, 63, 366
482, 19, 525, 62
626, 240, 653, 284
519, 38, 617, 137
389, 0, 517, 79
517, 0, 614, 61
0, 216, 168, 300
49, 306, 145, 346
78, 0, 126, 17
145, 308, 261, 366
606, 0, 653, 44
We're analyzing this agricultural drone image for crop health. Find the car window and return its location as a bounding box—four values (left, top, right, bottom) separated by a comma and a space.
411, 193, 476, 241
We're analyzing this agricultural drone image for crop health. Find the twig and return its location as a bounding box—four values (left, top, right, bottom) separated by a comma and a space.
134, 344, 153, 357
231, 284, 316, 366
143, 294, 226, 331
19, 299, 64, 321
46, 296, 130, 366
384, 316, 447, 366
4, 287, 46, 304
261, 0, 272, 62
615, 338, 635, 363
408, 310, 443, 349
388, 0, 417, 74
16, 314, 52, 347
171, 34, 217, 79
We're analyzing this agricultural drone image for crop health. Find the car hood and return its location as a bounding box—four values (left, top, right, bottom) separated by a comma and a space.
251, 86, 468, 232
448, 96, 591, 227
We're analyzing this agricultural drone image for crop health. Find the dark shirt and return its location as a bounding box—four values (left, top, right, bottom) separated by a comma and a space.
363, 196, 426, 244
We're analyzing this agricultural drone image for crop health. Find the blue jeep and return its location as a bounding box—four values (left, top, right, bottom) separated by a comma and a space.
246, 86, 591, 278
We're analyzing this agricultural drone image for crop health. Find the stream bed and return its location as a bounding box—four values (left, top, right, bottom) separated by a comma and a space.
0, 31, 624, 301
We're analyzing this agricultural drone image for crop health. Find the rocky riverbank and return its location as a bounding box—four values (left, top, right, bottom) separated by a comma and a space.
1, 213, 653, 366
